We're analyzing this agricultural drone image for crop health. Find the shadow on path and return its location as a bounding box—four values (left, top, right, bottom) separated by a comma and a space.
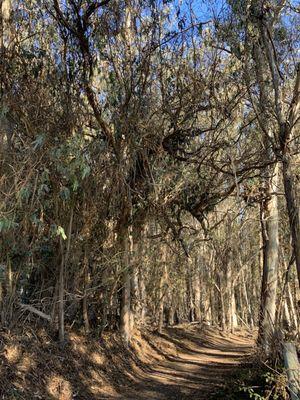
121, 325, 254, 400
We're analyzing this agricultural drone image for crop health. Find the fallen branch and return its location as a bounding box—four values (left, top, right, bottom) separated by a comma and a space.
20, 303, 52, 322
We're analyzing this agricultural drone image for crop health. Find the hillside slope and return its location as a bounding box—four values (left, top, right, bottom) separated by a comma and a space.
0, 324, 254, 399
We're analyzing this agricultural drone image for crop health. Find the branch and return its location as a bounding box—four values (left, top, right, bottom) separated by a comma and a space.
52, 0, 77, 36
84, 0, 111, 22
20, 303, 52, 322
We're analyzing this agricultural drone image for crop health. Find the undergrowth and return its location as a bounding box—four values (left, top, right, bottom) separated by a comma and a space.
209, 362, 289, 400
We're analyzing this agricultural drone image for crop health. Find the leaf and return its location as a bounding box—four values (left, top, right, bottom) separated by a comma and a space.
60, 186, 70, 200
57, 226, 67, 240
82, 165, 91, 179
72, 179, 79, 191
0, 104, 8, 118
32, 135, 45, 150
19, 186, 31, 201
0, 217, 18, 232
38, 183, 50, 198
31, 214, 41, 226
198, 23, 203, 36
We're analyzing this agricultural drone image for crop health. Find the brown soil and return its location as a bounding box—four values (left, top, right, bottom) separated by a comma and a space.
0, 323, 254, 400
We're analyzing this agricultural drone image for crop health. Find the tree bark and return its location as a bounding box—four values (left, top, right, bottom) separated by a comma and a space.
242, 270, 254, 330
0, 0, 13, 149
256, 6, 300, 289
58, 207, 73, 345
194, 269, 201, 321
138, 266, 146, 324
283, 342, 300, 400
186, 259, 195, 322
58, 245, 65, 344
82, 248, 90, 334
158, 245, 167, 333
120, 227, 131, 345
1, 0, 11, 49
282, 153, 300, 289
258, 164, 279, 351
287, 282, 298, 330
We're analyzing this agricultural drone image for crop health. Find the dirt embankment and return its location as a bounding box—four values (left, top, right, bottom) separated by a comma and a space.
0, 324, 254, 400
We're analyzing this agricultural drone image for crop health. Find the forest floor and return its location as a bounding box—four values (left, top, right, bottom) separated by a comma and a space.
0, 323, 255, 400
119, 325, 255, 400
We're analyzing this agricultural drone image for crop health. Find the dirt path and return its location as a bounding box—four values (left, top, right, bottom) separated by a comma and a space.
118, 325, 254, 400
1, 324, 254, 399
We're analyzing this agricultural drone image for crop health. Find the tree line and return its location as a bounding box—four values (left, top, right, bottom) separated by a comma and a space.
0, 0, 299, 357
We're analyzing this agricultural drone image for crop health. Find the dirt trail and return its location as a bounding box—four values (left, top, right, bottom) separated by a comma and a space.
117, 325, 254, 400
1, 324, 254, 400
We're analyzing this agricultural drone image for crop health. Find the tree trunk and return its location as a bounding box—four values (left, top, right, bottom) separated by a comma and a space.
208, 265, 214, 324
230, 289, 238, 332
167, 303, 175, 326
130, 262, 138, 330
120, 227, 131, 345
258, 164, 279, 352
242, 270, 254, 330
82, 248, 90, 334
217, 272, 226, 330
138, 266, 146, 324
158, 245, 167, 333
283, 299, 291, 329
130, 229, 141, 330
283, 342, 300, 400
287, 282, 298, 330
58, 208, 73, 345
187, 259, 195, 322
194, 270, 201, 321
0, 0, 13, 149
158, 291, 164, 333
256, 6, 300, 290
58, 244, 65, 345
1, 0, 11, 49
226, 261, 237, 332
282, 154, 300, 289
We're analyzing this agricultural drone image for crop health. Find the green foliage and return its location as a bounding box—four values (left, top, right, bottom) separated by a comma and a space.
240, 371, 288, 400
30, 213, 42, 226
227, 0, 250, 16
32, 134, 45, 150
60, 186, 70, 200
240, 385, 266, 399
38, 183, 50, 198
50, 134, 91, 196
0, 104, 9, 118
18, 186, 31, 203
210, 364, 288, 400
0, 217, 18, 232
56, 225, 67, 241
